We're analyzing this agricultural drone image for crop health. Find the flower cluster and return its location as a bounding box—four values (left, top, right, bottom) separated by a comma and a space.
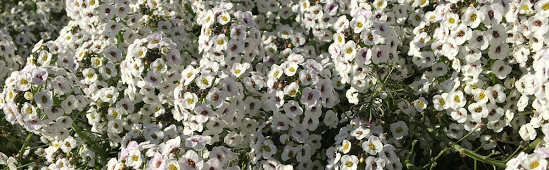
2, 0, 549, 169
1, 64, 85, 140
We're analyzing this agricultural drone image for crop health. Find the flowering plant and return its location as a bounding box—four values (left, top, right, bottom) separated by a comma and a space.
2, 0, 549, 170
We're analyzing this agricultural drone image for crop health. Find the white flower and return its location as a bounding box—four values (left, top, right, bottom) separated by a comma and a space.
126, 149, 142, 169
346, 87, 359, 104
468, 102, 488, 121
16, 73, 31, 91
451, 24, 471, 45
487, 84, 506, 103
268, 64, 284, 80
214, 34, 228, 52
82, 68, 98, 84
231, 63, 250, 78
412, 0, 429, 7
34, 90, 53, 108
520, 123, 537, 141
333, 33, 345, 46
283, 62, 299, 77
518, 95, 530, 112
473, 89, 489, 104
300, 87, 320, 107
444, 13, 460, 29
182, 92, 198, 110
181, 66, 199, 86
342, 41, 356, 61
362, 136, 383, 155
277, 164, 294, 170
283, 100, 303, 118
450, 108, 468, 123
217, 11, 231, 25
491, 60, 512, 79
463, 7, 483, 28
448, 90, 466, 109
390, 121, 408, 140
373, 0, 387, 10
340, 140, 351, 154
469, 31, 489, 50
261, 140, 277, 159
536, 0, 549, 16
323, 110, 339, 128
333, 16, 349, 33
60, 137, 76, 153
521, 153, 547, 170
350, 15, 367, 33
432, 93, 448, 111
340, 155, 358, 170
283, 82, 300, 97
351, 126, 370, 140
413, 97, 427, 112
196, 74, 214, 90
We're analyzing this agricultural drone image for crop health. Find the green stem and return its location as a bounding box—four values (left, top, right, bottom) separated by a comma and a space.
505, 136, 543, 162
450, 142, 507, 168
72, 122, 107, 164
17, 133, 33, 159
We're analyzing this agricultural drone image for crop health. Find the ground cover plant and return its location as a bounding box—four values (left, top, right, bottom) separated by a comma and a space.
2, 0, 549, 169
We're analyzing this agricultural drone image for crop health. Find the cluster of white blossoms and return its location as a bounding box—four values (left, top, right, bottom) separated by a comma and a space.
2, 0, 549, 169
0, 0, 68, 86
1, 64, 84, 140
0, 31, 19, 84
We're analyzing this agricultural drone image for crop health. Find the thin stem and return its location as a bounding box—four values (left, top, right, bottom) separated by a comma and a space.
17, 133, 33, 159
505, 136, 543, 162
450, 142, 507, 168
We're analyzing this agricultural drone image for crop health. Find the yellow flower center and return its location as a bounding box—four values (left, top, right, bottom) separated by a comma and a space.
530, 160, 540, 169
263, 145, 272, 152
290, 89, 297, 96
346, 48, 353, 54
169, 164, 178, 170
343, 143, 350, 150
274, 70, 280, 78
470, 13, 477, 22
449, 18, 455, 24
369, 143, 376, 150
479, 92, 486, 100
20, 79, 28, 85
187, 98, 194, 105
543, 3, 549, 10
522, 4, 530, 11
417, 100, 425, 108
201, 78, 209, 85
289, 67, 295, 72
439, 98, 445, 105
377, 1, 383, 7
345, 161, 354, 167
454, 96, 461, 103
396, 127, 403, 133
